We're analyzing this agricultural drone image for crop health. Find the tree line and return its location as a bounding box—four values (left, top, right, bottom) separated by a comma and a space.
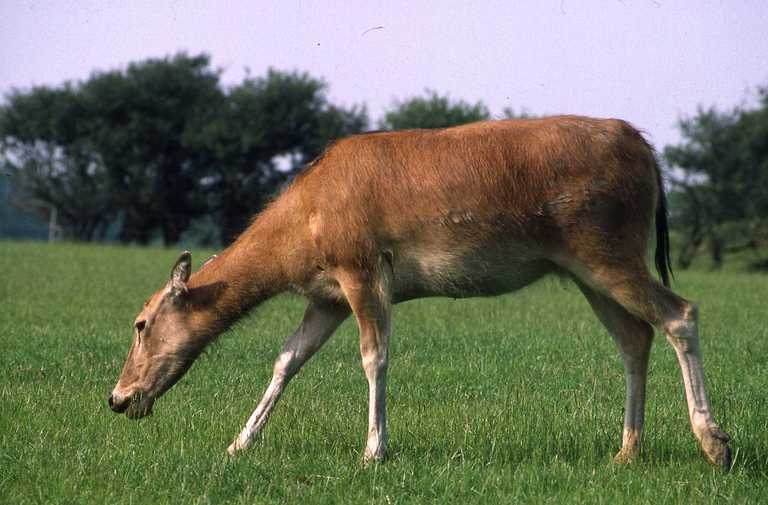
1, 53, 767, 267
1, 54, 366, 245
0, 53, 495, 246
663, 88, 768, 269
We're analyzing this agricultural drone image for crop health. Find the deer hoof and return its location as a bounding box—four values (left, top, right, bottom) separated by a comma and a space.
700, 426, 732, 471
612, 447, 639, 465
226, 441, 241, 457
362, 447, 386, 465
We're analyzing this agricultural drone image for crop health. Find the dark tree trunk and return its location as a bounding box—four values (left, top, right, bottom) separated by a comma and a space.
678, 233, 704, 269
710, 234, 724, 269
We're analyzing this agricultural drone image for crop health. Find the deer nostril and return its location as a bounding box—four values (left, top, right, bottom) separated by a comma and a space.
108, 392, 130, 414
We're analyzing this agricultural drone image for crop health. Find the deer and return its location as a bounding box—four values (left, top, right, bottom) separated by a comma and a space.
108, 115, 732, 469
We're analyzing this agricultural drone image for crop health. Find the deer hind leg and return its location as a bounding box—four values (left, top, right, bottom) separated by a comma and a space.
577, 283, 653, 464
336, 257, 393, 463
657, 290, 731, 469
227, 300, 349, 456
573, 261, 731, 469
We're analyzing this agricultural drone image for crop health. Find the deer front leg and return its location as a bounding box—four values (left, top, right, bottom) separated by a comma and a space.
227, 301, 349, 456
360, 321, 390, 463
336, 262, 393, 463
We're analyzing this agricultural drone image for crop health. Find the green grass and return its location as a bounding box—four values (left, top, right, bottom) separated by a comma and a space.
1, 241, 767, 504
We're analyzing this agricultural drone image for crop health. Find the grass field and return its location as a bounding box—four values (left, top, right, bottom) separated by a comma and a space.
2, 241, 767, 504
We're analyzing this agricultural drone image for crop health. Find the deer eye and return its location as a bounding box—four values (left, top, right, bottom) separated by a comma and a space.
135, 320, 147, 333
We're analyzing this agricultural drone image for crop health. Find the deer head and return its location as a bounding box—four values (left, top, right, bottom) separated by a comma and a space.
108, 252, 201, 419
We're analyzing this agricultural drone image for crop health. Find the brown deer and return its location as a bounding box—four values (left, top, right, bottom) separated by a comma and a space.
109, 116, 731, 469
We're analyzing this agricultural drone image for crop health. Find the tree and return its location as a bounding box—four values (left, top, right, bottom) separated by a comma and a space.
0, 53, 223, 244
0, 85, 114, 241
189, 69, 368, 243
80, 53, 223, 244
379, 90, 489, 130
1, 57, 368, 245
664, 90, 768, 269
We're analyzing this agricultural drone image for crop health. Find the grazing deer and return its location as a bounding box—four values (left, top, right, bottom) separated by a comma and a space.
109, 116, 731, 469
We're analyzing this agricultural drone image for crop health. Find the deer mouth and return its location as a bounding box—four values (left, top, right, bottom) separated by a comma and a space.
109, 390, 154, 419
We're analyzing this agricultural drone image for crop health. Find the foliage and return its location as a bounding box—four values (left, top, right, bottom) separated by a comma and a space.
2, 241, 767, 504
0, 54, 221, 243
0, 85, 114, 240
81, 53, 223, 244
379, 90, 490, 130
664, 89, 768, 269
0, 55, 367, 245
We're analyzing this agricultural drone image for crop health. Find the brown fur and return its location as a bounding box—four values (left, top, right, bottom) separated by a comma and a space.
191, 116, 660, 307
110, 116, 730, 468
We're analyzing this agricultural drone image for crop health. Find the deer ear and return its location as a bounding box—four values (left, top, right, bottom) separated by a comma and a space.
170, 251, 192, 296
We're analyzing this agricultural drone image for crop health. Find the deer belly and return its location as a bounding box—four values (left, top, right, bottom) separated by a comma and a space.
392, 246, 550, 301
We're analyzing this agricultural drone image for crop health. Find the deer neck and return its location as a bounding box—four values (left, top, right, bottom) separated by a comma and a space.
186, 206, 301, 337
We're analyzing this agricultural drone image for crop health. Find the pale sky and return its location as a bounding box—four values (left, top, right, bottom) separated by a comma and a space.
1, 0, 767, 149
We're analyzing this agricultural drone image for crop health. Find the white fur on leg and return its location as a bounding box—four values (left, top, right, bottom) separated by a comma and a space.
226, 302, 349, 457
665, 310, 717, 436
227, 376, 285, 456
361, 353, 388, 463
664, 304, 731, 468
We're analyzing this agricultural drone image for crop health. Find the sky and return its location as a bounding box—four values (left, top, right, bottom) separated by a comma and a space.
1, 0, 767, 149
